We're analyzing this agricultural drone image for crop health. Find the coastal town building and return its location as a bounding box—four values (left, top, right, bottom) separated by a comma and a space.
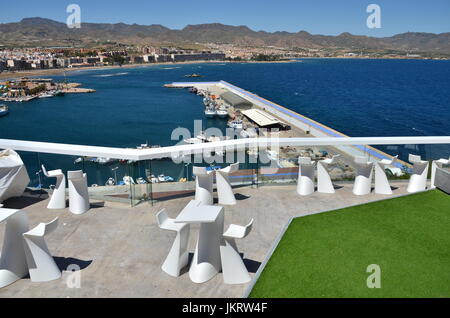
0, 47, 227, 73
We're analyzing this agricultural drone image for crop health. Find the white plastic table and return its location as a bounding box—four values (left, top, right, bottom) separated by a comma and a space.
175, 200, 224, 283
0, 208, 29, 288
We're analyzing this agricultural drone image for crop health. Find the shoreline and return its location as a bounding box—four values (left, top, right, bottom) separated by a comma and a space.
0, 60, 228, 80
1, 56, 447, 80
0, 60, 295, 80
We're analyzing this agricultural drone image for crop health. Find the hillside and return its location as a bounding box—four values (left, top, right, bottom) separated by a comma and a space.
0, 18, 449, 54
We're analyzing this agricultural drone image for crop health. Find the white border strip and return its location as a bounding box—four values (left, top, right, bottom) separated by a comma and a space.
1, 136, 449, 160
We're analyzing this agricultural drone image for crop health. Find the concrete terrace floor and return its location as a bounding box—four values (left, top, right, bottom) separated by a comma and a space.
0, 181, 412, 298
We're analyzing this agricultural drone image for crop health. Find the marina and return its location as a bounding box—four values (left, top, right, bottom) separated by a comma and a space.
0, 78, 95, 102
1, 60, 449, 191
168, 80, 411, 169
0, 104, 8, 117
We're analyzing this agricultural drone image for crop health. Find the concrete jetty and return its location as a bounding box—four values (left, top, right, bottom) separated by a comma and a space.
168, 80, 408, 168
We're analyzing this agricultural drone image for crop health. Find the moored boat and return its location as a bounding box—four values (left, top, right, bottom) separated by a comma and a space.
216, 107, 228, 118
0, 104, 9, 117
93, 157, 115, 165
148, 174, 159, 183
205, 107, 216, 118
185, 73, 202, 78
228, 120, 244, 129
184, 137, 204, 144
38, 92, 55, 98
136, 177, 148, 184
123, 176, 135, 185
158, 174, 174, 182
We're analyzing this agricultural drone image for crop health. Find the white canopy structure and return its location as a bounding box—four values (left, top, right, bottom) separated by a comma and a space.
0, 149, 30, 203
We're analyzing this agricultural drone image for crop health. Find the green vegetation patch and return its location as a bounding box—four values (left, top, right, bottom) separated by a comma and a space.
250, 190, 450, 298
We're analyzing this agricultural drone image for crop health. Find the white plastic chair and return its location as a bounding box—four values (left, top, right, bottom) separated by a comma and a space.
407, 154, 429, 193
317, 155, 340, 193
41, 165, 66, 209
67, 170, 90, 214
374, 155, 398, 194
156, 209, 190, 277
216, 163, 239, 205
0, 208, 29, 288
22, 217, 61, 282
220, 219, 253, 284
297, 157, 316, 196
352, 156, 374, 195
430, 157, 449, 189
193, 166, 214, 205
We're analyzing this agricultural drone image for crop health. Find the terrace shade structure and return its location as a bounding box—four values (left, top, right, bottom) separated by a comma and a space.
220, 91, 252, 110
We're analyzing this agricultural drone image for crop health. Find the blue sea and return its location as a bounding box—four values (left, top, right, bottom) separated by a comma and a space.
1, 59, 449, 186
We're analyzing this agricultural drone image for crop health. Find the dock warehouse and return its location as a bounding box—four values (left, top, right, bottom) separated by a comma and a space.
220, 91, 253, 109
242, 108, 290, 130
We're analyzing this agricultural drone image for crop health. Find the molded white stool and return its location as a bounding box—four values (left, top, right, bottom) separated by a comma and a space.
317, 155, 340, 193
0, 208, 29, 288
352, 156, 374, 195
182, 205, 224, 283
22, 217, 61, 282
67, 170, 90, 214
216, 163, 239, 205
407, 154, 429, 193
220, 219, 253, 284
193, 166, 214, 205
41, 165, 66, 209
297, 157, 316, 196
374, 155, 398, 194
156, 209, 190, 277
430, 157, 449, 189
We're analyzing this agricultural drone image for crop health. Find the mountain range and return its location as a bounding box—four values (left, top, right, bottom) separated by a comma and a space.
1, 17, 449, 54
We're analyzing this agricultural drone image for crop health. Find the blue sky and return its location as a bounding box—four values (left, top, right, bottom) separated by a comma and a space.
1, 0, 449, 37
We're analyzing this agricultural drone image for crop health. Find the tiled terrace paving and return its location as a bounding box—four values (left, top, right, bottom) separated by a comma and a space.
0, 182, 413, 297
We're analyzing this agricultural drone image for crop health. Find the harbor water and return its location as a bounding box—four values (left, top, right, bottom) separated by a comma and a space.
0, 59, 449, 187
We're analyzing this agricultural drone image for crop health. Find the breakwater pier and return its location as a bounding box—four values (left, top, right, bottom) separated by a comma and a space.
167, 80, 408, 169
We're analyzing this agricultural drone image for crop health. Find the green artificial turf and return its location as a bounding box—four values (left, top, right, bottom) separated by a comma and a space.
249, 190, 450, 298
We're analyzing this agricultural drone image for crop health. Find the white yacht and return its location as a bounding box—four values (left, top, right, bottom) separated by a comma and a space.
0, 104, 9, 117
123, 176, 135, 185
148, 174, 159, 183
203, 97, 211, 106
204, 107, 216, 118
38, 92, 55, 98
158, 174, 174, 182
216, 107, 228, 118
105, 178, 115, 186
136, 177, 148, 184
94, 157, 115, 165
184, 137, 203, 144
228, 120, 244, 129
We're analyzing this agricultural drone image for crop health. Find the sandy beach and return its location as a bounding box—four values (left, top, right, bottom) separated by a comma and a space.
0, 59, 297, 81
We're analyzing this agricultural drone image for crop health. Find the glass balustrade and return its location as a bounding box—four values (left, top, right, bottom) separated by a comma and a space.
4, 140, 450, 207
